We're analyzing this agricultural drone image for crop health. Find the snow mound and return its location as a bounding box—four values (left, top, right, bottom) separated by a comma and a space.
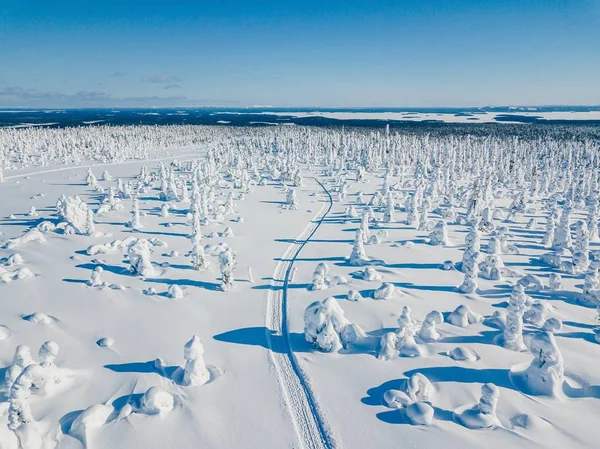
23, 312, 53, 324
142, 386, 175, 415
406, 402, 434, 426
449, 346, 478, 361
447, 304, 482, 327
373, 282, 398, 300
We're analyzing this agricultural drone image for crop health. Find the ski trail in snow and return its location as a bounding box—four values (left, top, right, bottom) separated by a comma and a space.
265, 177, 338, 449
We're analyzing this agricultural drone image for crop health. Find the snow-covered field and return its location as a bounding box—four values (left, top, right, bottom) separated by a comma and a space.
219, 110, 600, 123
1, 125, 600, 449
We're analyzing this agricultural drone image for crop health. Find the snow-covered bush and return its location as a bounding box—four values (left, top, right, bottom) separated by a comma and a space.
447, 304, 482, 327
395, 306, 422, 357
128, 238, 156, 277
309, 263, 329, 291
428, 220, 450, 246
304, 297, 362, 352
56, 195, 89, 234
181, 335, 210, 386
373, 282, 397, 300
521, 331, 564, 396
457, 383, 500, 429
142, 386, 175, 415
419, 310, 443, 341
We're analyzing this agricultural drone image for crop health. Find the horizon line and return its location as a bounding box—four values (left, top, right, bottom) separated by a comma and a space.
2, 104, 600, 111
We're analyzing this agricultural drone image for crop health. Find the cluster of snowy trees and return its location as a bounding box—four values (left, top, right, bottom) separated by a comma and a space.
2, 122, 600, 437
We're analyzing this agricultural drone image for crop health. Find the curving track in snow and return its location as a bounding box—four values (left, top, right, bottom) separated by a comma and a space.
265, 178, 339, 449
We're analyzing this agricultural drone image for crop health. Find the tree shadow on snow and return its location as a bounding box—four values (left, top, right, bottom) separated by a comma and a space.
145, 277, 221, 291
213, 326, 312, 353
76, 262, 132, 276
403, 366, 514, 390
393, 281, 457, 293
104, 361, 178, 379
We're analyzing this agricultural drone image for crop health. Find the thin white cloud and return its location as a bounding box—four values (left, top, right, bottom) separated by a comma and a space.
0, 85, 237, 107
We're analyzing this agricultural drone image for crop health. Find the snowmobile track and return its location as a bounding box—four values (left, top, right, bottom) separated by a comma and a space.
265, 178, 338, 449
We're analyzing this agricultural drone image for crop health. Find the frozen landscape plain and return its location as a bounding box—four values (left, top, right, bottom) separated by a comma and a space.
0, 123, 600, 449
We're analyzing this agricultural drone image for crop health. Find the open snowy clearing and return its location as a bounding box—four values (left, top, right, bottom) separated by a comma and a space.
0, 125, 600, 449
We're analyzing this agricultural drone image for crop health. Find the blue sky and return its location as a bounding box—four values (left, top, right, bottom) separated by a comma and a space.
1, 0, 599, 108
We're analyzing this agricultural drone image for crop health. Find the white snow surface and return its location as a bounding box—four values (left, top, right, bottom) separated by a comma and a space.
0, 125, 599, 449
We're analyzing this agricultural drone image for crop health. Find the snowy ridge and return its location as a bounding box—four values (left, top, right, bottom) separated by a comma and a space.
265, 177, 338, 449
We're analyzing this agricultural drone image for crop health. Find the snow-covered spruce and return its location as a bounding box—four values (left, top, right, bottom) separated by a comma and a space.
523, 300, 552, 327
395, 306, 423, 357
478, 254, 504, 281
503, 284, 529, 351
308, 262, 329, 291
304, 297, 362, 352
516, 331, 564, 396
129, 197, 143, 230
190, 234, 209, 270
284, 189, 299, 210
378, 332, 398, 360
219, 247, 236, 291
87, 266, 105, 287
348, 227, 369, 266
128, 238, 156, 277
56, 195, 89, 234
7, 341, 61, 436
382, 192, 395, 223
552, 206, 572, 250
419, 310, 443, 341
178, 335, 211, 386
456, 383, 500, 429
428, 220, 451, 246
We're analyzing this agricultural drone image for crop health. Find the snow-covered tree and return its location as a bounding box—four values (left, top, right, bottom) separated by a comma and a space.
419, 310, 443, 341
309, 263, 329, 290
285, 189, 299, 210
190, 235, 208, 271
522, 331, 564, 396
348, 228, 369, 266
587, 198, 599, 241
382, 192, 395, 223
304, 297, 361, 352
447, 304, 482, 327
405, 193, 419, 229
87, 266, 104, 287
429, 220, 450, 245
85, 209, 95, 236
542, 209, 558, 247
552, 206, 572, 250
182, 336, 210, 386
395, 306, 422, 357
219, 248, 236, 291
460, 224, 481, 272
129, 198, 143, 230
457, 383, 500, 429
128, 239, 155, 277
503, 284, 529, 351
